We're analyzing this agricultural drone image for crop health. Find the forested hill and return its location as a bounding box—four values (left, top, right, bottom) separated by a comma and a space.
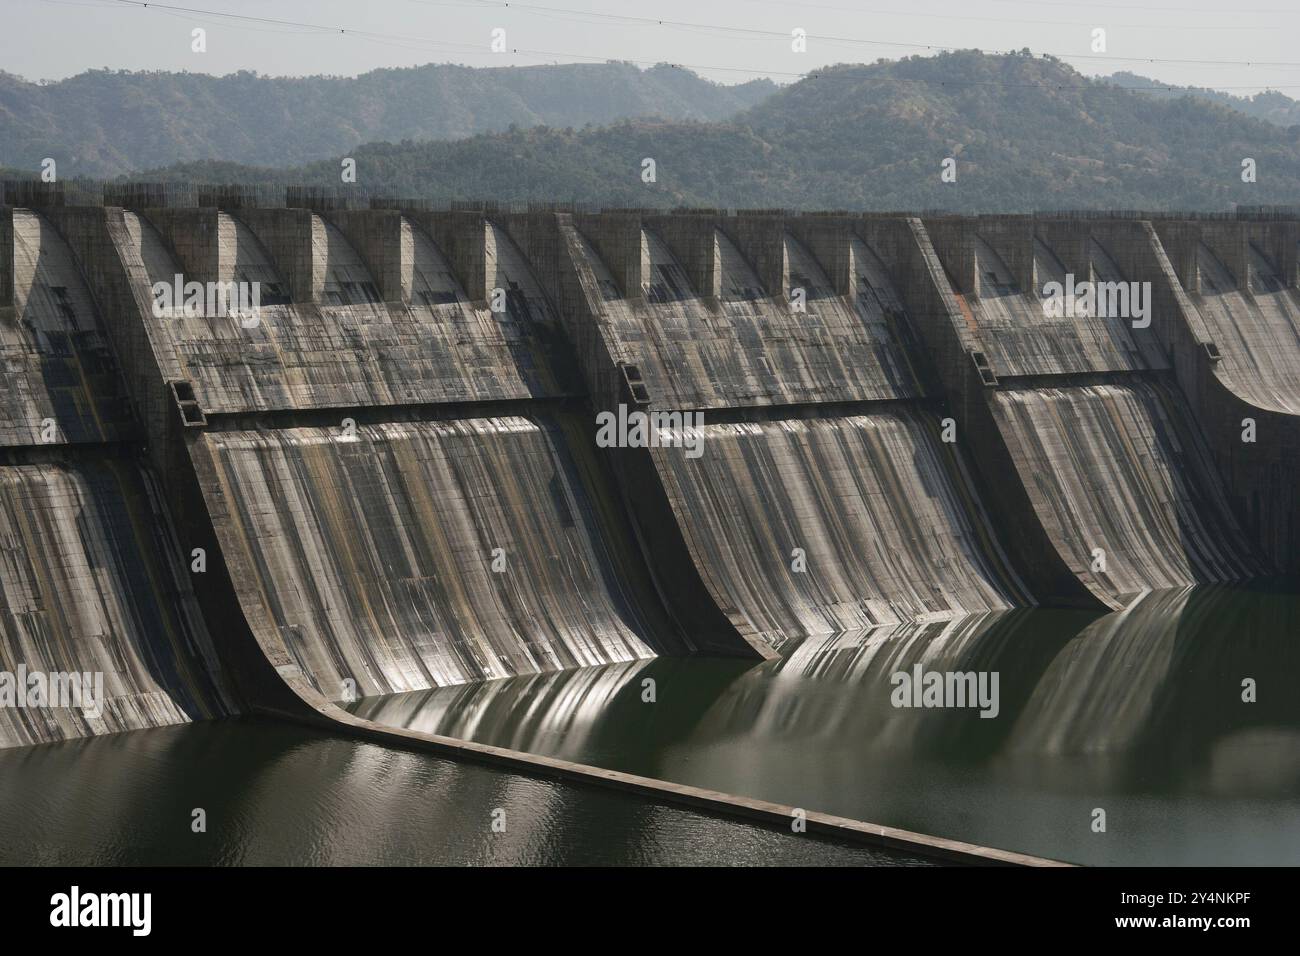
123, 53, 1300, 213
1108, 72, 1300, 129
0, 61, 775, 177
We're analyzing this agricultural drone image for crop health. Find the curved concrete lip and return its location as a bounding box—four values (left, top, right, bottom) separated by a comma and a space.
285, 690, 1072, 867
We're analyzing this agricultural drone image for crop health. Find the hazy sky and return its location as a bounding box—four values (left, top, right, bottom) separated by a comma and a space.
5, 0, 1299, 94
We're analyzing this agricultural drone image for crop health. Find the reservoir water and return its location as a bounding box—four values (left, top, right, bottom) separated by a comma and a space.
0, 719, 925, 866
4, 583, 1295, 866
351, 584, 1300, 866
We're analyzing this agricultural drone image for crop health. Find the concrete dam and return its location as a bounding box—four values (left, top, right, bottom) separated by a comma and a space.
1, 181, 1297, 751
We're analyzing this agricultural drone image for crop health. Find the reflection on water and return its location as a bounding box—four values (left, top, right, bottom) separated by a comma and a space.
352, 584, 1300, 865
0, 719, 925, 866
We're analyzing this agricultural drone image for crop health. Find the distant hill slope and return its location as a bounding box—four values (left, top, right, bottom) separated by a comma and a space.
130, 52, 1300, 213
0, 61, 775, 177
1107, 72, 1300, 129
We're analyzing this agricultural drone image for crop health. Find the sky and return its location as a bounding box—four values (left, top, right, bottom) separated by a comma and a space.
4, 0, 1300, 95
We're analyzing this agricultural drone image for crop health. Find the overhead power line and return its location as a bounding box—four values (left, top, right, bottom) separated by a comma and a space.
745, 0, 1295, 24
414, 0, 1300, 68
70, 0, 1300, 90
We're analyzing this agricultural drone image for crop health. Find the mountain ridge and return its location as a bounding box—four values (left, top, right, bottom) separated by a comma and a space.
0, 61, 775, 177
116, 53, 1300, 213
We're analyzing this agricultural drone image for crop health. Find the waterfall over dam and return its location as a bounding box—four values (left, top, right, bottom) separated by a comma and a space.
0, 181, 1296, 748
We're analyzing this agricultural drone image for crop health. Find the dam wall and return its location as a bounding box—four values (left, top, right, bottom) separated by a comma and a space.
482, 210, 773, 655
1, 206, 136, 447
854, 216, 1097, 607
915, 214, 1267, 609
0, 179, 1294, 745
134, 197, 712, 702
1148, 218, 1300, 573
194, 418, 659, 697
0, 189, 234, 748
546, 209, 1030, 650
71, 192, 721, 713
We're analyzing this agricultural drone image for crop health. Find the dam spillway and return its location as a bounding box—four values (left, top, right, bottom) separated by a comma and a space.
0, 181, 1297, 748
0, 203, 233, 748
989, 380, 1263, 604
201, 416, 660, 698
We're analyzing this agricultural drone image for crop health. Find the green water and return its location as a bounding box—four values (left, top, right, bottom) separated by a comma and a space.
351, 584, 1300, 866
0, 719, 925, 866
